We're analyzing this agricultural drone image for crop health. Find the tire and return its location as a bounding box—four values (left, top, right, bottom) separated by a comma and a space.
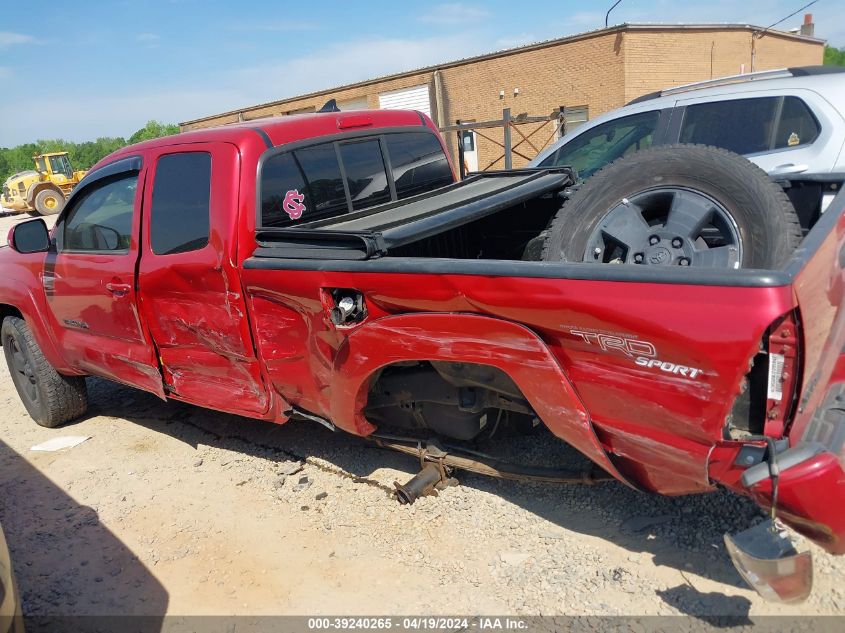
33, 188, 65, 216
541, 144, 802, 269
1, 316, 87, 427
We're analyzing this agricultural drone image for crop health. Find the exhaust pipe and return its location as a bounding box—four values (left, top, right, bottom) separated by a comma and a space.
394, 463, 443, 505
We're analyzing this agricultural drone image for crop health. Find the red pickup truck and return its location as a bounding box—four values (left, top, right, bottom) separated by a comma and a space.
1, 109, 843, 602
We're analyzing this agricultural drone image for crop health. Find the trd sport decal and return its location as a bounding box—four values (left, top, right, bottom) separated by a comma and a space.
567, 327, 704, 379
283, 189, 306, 220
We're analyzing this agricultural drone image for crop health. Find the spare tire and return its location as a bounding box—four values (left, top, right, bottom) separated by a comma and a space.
541, 144, 802, 269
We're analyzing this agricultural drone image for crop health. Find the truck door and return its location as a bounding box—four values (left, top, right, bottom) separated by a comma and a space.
45, 157, 164, 395
136, 144, 269, 417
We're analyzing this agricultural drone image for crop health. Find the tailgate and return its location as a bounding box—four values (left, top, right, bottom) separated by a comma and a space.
789, 189, 845, 447
755, 190, 845, 554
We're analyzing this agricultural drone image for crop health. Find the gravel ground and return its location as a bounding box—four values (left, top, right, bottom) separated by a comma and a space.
0, 210, 57, 246
1, 373, 844, 622
0, 210, 843, 623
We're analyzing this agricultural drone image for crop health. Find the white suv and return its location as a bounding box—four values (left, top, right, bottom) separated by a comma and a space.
530, 66, 845, 226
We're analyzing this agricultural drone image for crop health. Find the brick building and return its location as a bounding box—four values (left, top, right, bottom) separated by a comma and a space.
180, 23, 824, 170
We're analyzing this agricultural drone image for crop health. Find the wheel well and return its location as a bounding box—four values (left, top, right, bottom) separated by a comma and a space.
28, 183, 62, 203
364, 360, 537, 441
0, 304, 24, 345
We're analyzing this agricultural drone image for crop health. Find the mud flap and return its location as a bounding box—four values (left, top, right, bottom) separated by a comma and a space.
724, 519, 812, 604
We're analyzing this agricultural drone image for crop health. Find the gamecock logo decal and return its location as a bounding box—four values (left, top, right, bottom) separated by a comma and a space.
283, 189, 306, 220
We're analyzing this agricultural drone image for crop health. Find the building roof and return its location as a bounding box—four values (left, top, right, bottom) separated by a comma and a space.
179, 22, 825, 127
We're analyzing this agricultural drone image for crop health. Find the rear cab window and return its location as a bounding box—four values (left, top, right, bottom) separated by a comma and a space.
259, 130, 453, 228
150, 152, 211, 255
679, 96, 820, 155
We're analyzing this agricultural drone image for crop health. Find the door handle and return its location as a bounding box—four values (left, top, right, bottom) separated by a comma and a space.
105, 282, 131, 297
770, 163, 809, 176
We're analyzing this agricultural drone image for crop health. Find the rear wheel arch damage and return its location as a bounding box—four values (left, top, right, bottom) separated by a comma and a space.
328, 312, 634, 488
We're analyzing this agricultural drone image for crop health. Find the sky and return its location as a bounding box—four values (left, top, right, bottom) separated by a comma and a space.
1, 0, 843, 146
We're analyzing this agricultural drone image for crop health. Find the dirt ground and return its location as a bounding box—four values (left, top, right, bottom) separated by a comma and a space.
0, 210, 843, 624
0, 210, 57, 246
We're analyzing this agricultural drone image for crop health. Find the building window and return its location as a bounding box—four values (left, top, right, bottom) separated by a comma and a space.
336, 97, 369, 111
562, 106, 589, 136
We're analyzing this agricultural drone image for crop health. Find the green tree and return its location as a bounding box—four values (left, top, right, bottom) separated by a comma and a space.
824, 45, 845, 66
1, 122, 178, 185
128, 120, 180, 144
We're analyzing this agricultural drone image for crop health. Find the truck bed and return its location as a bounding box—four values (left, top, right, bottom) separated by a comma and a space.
254, 168, 573, 260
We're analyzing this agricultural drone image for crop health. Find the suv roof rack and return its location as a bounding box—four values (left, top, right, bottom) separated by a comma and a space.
626, 65, 845, 106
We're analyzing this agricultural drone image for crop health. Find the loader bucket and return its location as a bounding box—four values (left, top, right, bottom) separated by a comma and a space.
724, 519, 812, 604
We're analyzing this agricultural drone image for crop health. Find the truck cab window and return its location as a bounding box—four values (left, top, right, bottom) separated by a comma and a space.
150, 152, 211, 255
339, 140, 391, 210
261, 143, 347, 227
62, 175, 137, 252
49, 154, 73, 178
385, 132, 453, 199
259, 131, 452, 228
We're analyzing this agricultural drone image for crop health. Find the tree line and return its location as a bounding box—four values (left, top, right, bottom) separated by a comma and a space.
825, 45, 845, 67
0, 121, 179, 185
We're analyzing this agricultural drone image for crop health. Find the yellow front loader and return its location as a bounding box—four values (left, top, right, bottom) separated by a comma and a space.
1, 152, 87, 216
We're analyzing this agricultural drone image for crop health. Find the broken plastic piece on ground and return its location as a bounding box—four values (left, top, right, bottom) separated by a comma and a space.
724, 518, 812, 603
30, 435, 91, 452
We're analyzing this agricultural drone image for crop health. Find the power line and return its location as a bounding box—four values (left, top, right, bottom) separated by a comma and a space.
754, 0, 819, 39
605, 1, 624, 28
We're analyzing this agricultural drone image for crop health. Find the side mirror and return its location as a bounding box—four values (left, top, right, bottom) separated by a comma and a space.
8, 219, 50, 254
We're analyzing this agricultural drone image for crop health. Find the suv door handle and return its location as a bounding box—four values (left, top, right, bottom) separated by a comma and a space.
105, 282, 131, 296
770, 163, 809, 176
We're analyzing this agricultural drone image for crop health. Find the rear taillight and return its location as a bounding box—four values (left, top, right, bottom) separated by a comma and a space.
802, 384, 845, 469
725, 519, 813, 604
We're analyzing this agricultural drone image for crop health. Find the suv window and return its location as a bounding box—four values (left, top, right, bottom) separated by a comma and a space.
150, 153, 211, 255
679, 96, 820, 155
775, 97, 821, 149
260, 131, 452, 228
62, 174, 137, 252
384, 132, 453, 199
538, 111, 660, 178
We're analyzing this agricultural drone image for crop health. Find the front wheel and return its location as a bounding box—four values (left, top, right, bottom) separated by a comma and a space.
33, 188, 65, 216
541, 144, 803, 269
1, 316, 87, 427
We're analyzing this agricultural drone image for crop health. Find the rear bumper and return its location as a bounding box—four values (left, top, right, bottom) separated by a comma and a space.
743, 443, 845, 555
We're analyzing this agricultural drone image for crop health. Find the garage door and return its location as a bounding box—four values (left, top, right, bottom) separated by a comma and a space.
378, 84, 431, 117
